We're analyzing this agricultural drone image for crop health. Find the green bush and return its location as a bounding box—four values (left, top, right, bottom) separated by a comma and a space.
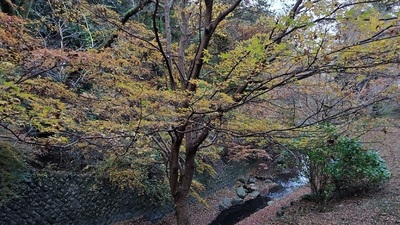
327, 138, 391, 192
299, 124, 391, 202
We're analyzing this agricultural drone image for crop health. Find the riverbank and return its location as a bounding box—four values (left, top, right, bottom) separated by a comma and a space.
244, 124, 400, 225
237, 185, 310, 225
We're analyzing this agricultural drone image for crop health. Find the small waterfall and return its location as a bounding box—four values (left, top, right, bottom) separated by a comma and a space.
267, 162, 309, 199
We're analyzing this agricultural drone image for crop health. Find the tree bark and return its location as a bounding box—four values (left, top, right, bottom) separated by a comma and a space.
175, 195, 191, 225
169, 123, 209, 225
178, 0, 190, 87
173, 152, 195, 225
164, 0, 173, 62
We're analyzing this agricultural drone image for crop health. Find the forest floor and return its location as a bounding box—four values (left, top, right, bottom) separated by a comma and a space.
116, 118, 400, 225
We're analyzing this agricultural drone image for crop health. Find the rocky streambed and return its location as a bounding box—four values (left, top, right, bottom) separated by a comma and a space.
210, 171, 308, 225
115, 159, 309, 225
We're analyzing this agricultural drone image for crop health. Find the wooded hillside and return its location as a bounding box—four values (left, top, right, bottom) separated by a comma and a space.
1, 0, 399, 224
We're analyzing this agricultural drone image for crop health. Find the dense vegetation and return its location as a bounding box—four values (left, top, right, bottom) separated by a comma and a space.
0, 0, 399, 224
295, 124, 391, 202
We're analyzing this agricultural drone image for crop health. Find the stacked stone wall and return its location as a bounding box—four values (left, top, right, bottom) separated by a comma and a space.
0, 160, 255, 225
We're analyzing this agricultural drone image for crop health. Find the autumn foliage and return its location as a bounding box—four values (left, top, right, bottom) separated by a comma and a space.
1, 0, 400, 224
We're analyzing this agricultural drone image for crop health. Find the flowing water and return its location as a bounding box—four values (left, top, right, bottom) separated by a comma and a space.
209, 171, 308, 225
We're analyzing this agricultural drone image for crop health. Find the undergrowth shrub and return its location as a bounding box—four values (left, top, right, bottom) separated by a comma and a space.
295, 124, 391, 202
327, 137, 391, 194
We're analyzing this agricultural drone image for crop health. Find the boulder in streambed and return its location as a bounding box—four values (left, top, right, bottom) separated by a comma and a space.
236, 186, 247, 199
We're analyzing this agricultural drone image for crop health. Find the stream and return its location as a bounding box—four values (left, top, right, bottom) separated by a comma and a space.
209, 171, 308, 225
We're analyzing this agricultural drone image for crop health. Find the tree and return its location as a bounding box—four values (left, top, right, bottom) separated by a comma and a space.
1, 0, 400, 224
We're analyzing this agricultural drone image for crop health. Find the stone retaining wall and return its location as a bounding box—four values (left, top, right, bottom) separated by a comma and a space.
0, 160, 255, 225
0, 170, 157, 225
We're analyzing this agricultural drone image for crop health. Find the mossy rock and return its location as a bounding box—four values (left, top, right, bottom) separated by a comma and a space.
0, 141, 27, 205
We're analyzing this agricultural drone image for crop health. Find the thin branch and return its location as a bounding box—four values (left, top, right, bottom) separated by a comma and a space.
152, 0, 176, 90
15, 64, 59, 84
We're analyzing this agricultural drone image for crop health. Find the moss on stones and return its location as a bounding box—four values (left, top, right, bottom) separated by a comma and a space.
0, 141, 26, 205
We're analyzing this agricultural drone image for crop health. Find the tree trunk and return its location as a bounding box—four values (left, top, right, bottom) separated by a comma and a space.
175, 195, 191, 225
164, 0, 173, 72
171, 144, 198, 225
169, 124, 209, 225
178, 0, 190, 87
